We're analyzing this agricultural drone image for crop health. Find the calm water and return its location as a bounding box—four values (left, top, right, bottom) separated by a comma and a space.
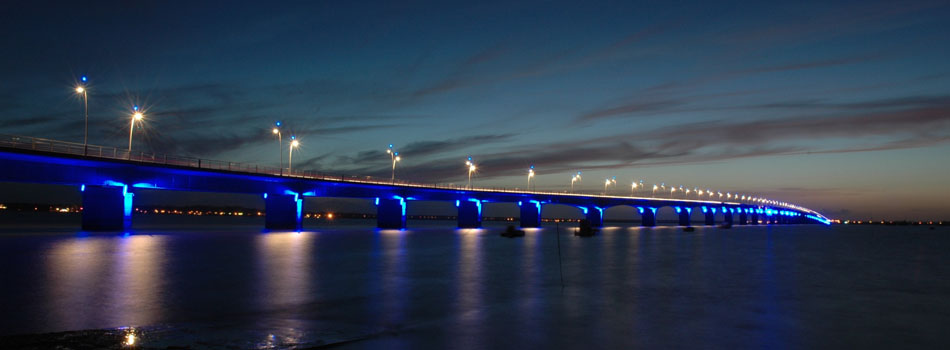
0, 214, 948, 349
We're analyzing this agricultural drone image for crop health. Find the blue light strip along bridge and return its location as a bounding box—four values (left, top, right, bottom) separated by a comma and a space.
0, 134, 830, 231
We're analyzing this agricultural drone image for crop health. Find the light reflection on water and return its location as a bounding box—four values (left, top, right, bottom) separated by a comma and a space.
1, 222, 949, 349
257, 232, 313, 310
452, 228, 484, 350
111, 235, 166, 327
45, 234, 167, 330
377, 229, 407, 328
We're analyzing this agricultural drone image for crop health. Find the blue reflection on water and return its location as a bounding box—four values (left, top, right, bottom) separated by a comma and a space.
0, 219, 948, 348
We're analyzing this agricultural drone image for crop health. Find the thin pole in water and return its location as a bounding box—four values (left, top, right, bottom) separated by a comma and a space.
556, 222, 564, 290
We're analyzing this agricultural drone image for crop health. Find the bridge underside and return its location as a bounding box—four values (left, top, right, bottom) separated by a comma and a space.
71, 193, 829, 231
0, 147, 829, 231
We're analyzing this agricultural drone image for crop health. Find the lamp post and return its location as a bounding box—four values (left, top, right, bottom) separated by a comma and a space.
76, 75, 88, 154
631, 181, 639, 196
128, 106, 143, 158
652, 184, 658, 197
527, 165, 535, 191
571, 171, 581, 193
288, 137, 299, 174
465, 157, 476, 189
386, 144, 400, 183
272, 121, 282, 174
604, 177, 616, 195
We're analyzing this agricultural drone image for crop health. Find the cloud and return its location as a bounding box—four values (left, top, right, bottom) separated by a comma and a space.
642, 104, 950, 147
575, 53, 888, 122
410, 44, 510, 99
576, 99, 683, 122
304, 133, 518, 174
367, 99, 950, 184
739, 54, 882, 75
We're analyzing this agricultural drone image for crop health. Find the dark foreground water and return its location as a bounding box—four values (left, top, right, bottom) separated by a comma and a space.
0, 215, 948, 349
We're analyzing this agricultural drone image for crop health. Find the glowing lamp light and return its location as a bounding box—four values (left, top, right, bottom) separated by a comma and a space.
81, 75, 88, 82
133, 112, 143, 120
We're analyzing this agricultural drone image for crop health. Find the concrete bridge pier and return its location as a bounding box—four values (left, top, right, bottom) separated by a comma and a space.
677, 208, 691, 226
738, 211, 748, 225
458, 200, 482, 228
265, 193, 302, 230
377, 198, 406, 229
81, 185, 133, 231
704, 208, 715, 225
723, 210, 734, 226
640, 207, 656, 227
751, 213, 759, 225
519, 201, 541, 228
585, 207, 603, 228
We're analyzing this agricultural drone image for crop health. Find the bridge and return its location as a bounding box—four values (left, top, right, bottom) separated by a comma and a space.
0, 134, 830, 231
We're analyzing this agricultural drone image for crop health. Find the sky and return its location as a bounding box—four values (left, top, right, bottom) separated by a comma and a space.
1, 1, 949, 220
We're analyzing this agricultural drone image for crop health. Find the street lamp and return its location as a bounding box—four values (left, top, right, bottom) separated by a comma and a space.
604, 177, 616, 195
465, 157, 476, 189
386, 144, 400, 183
128, 106, 143, 157
571, 171, 581, 193
75, 76, 88, 154
652, 184, 658, 197
272, 121, 282, 173
527, 165, 535, 191
670, 185, 676, 198
288, 136, 299, 174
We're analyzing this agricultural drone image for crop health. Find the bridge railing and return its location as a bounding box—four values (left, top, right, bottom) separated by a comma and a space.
0, 133, 819, 214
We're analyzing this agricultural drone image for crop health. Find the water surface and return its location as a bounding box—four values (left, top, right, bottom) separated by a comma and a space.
0, 216, 947, 349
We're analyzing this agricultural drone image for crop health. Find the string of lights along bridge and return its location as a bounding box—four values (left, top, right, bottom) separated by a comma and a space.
0, 76, 829, 231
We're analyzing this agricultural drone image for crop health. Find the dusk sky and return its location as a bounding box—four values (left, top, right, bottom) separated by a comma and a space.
2, 1, 949, 220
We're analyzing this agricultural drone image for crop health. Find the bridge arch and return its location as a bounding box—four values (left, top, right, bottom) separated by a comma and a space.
654, 206, 679, 226
603, 204, 642, 226
541, 203, 587, 221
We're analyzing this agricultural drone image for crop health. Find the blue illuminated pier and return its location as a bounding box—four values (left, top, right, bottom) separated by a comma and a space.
0, 135, 830, 231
